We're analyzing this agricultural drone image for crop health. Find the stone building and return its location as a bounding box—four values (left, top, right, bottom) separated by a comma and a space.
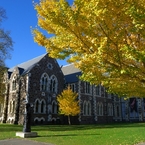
0, 54, 145, 125
0, 54, 65, 125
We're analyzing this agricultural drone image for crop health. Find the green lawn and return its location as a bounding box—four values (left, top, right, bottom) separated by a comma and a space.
0, 123, 145, 145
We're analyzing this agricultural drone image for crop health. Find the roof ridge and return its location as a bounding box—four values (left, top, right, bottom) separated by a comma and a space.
17, 53, 47, 67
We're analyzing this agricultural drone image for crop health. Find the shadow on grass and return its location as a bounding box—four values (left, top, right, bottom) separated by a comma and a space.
1, 122, 145, 133
0, 124, 22, 132
31, 122, 145, 132
38, 133, 101, 138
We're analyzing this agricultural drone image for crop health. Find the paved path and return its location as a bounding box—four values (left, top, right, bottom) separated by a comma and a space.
0, 138, 54, 145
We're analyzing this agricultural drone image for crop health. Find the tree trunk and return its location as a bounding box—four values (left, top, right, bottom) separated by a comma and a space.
68, 115, 71, 125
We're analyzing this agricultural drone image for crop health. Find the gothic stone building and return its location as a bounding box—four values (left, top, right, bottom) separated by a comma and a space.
0, 54, 145, 125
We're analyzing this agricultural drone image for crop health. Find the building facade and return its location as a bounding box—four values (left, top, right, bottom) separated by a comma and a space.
0, 54, 145, 125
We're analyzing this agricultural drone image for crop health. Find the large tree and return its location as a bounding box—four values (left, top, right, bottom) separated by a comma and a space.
0, 7, 13, 102
57, 86, 80, 125
33, 0, 145, 98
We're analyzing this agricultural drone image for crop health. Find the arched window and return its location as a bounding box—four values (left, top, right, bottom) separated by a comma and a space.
85, 82, 91, 94
12, 101, 15, 113
41, 100, 46, 113
116, 106, 120, 117
110, 104, 113, 116
9, 101, 13, 113
83, 101, 87, 115
88, 101, 91, 116
12, 76, 17, 91
100, 103, 103, 116
97, 103, 100, 115
83, 101, 91, 116
50, 75, 58, 93
52, 100, 57, 114
35, 99, 40, 113
40, 73, 49, 91
96, 85, 100, 96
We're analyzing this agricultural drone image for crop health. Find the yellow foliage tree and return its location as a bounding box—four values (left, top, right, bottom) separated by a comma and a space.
33, 0, 145, 98
57, 86, 80, 125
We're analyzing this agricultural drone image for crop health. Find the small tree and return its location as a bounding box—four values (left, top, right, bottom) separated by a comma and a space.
57, 86, 80, 125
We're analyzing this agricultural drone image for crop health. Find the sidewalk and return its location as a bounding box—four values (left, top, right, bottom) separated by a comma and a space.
0, 138, 54, 145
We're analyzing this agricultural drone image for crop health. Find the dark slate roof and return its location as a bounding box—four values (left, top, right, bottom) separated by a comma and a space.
8, 53, 47, 76
61, 64, 81, 83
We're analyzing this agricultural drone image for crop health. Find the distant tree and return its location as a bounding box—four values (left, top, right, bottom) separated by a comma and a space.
57, 86, 80, 125
0, 7, 13, 103
33, 0, 145, 98
0, 66, 5, 103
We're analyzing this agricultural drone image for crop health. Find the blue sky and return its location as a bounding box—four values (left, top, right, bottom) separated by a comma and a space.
0, 0, 73, 68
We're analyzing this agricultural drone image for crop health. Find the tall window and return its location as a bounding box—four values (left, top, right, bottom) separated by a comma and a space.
108, 103, 113, 116
12, 76, 17, 91
41, 100, 46, 113
70, 84, 75, 92
116, 106, 120, 117
100, 103, 103, 116
40, 73, 48, 91
85, 82, 90, 94
52, 100, 57, 114
97, 103, 100, 115
83, 101, 87, 115
96, 85, 100, 96
35, 99, 40, 113
83, 101, 91, 116
34, 99, 46, 114
12, 101, 15, 113
50, 75, 58, 93
97, 102, 103, 116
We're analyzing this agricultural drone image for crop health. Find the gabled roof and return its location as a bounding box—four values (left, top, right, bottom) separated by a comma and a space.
61, 63, 81, 75
61, 64, 81, 83
8, 53, 47, 76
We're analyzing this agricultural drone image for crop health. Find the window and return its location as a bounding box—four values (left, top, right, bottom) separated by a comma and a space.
116, 106, 120, 117
100, 103, 103, 116
12, 76, 17, 91
35, 100, 40, 113
47, 63, 53, 70
83, 101, 87, 115
97, 102, 103, 116
50, 75, 58, 93
34, 99, 46, 114
96, 85, 100, 96
97, 103, 100, 115
83, 101, 91, 116
108, 103, 113, 116
85, 82, 91, 94
12, 101, 15, 113
41, 100, 46, 113
40, 73, 49, 91
70, 84, 75, 92
88, 101, 91, 115
52, 100, 57, 114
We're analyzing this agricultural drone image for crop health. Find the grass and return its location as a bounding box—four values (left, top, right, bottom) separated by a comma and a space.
0, 123, 145, 145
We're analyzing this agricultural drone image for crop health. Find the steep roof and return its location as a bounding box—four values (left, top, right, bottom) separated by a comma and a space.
61, 64, 81, 83
8, 53, 47, 75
